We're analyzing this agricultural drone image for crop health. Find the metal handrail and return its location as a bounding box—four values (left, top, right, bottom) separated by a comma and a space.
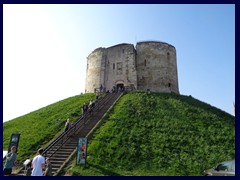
42, 93, 112, 157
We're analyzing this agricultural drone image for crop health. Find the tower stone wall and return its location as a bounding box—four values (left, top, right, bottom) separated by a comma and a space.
85, 48, 105, 93
85, 41, 179, 94
104, 44, 137, 91
136, 41, 179, 94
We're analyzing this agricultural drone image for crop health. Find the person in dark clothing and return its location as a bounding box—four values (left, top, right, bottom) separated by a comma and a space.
95, 91, 99, 101
82, 102, 88, 114
43, 158, 52, 176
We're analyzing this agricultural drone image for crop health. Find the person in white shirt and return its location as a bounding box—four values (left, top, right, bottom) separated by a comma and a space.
31, 148, 45, 176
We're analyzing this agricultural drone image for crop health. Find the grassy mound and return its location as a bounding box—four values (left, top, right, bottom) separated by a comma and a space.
3, 93, 95, 162
71, 91, 235, 176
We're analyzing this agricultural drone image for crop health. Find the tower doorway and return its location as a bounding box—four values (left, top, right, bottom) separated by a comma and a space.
116, 83, 124, 91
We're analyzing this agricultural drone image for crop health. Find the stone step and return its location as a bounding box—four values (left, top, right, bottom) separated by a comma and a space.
65, 144, 78, 147
51, 154, 70, 158
48, 148, 75, 152
52, 167, 59, 173
50, 147, 74, 151
52, 154, 73, 158
51, 164, 62, 168
50, 144, 77, 150
50, 160, 66, 166
45, 152, 74, 158
49, 160, 65, 164
53, 152, 73, 157
49, 157, 68, 161
53, 144, 78, 149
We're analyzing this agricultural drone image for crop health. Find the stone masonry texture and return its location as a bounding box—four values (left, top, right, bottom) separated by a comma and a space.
85, 41, 179, 94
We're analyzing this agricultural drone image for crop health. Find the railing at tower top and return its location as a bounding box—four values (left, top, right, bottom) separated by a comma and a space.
95, 85, 136, 94
42, 92, 115, 158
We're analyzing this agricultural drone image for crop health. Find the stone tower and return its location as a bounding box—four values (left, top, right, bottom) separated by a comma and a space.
85, 41, 179, 94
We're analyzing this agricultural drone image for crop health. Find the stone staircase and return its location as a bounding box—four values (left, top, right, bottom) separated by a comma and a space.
14, 92, 122, 176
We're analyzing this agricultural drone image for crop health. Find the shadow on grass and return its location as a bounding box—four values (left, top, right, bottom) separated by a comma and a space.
87, 163, 122, 176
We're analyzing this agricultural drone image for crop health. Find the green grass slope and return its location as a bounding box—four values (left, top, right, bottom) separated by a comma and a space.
71, 91, 235, 176
3, 93, 95, 162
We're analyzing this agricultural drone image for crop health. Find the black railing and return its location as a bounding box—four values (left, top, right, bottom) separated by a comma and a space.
95, 85, 136, 94
42, 92, 117, 158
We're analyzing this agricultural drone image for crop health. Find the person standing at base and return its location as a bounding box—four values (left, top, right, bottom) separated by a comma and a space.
43, 158, 52, 176
31, 148, 45, 176
3, 146, 17, 176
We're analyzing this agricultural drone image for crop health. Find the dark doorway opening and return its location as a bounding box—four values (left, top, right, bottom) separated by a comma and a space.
117, 83, 124, 89
116, 83, 124, 92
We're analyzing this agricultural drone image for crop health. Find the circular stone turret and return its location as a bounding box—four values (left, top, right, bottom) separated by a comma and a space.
85, 47, 105, 93
136, 41, 179, 94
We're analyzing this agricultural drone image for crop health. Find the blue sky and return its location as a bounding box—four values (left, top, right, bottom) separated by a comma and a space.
3, 4, 235, 122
